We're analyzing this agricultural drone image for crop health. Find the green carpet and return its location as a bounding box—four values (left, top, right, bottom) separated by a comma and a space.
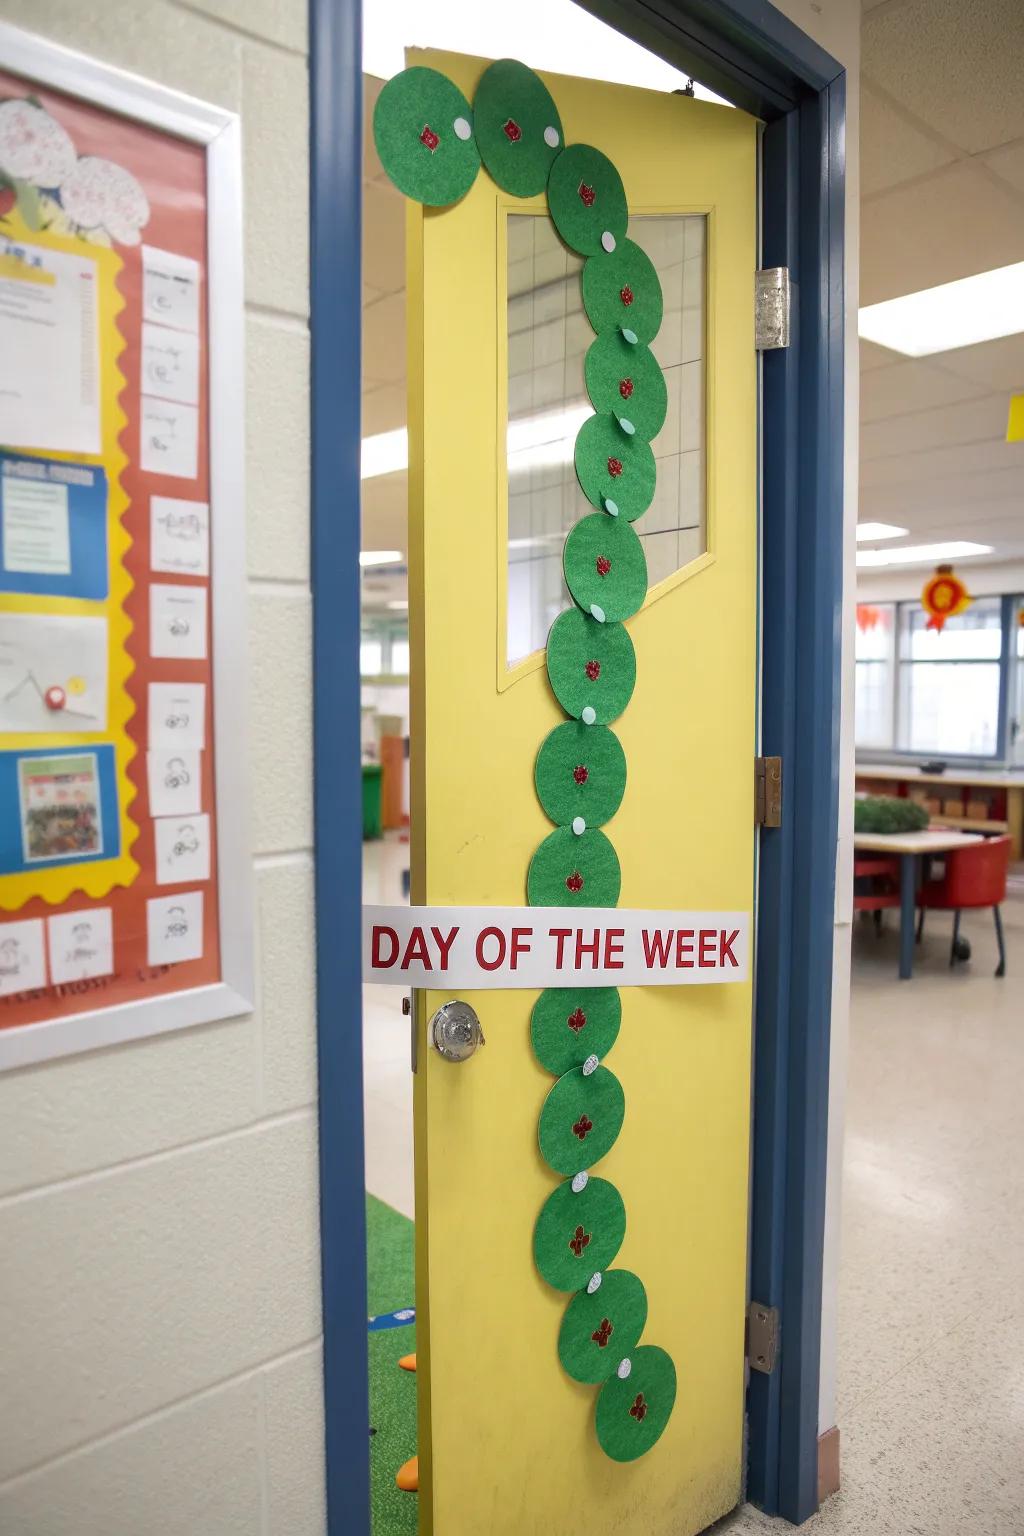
367, 1194, 418, 1536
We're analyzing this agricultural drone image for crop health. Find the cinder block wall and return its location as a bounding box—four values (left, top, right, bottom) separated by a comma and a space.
0, 4, 325, 1532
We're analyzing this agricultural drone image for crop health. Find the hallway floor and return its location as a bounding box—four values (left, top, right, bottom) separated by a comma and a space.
723, 884, 1024, 1535
362, 837, 1024, 1533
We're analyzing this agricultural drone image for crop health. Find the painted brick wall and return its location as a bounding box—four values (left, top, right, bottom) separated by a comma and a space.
0, 4, 324, 1532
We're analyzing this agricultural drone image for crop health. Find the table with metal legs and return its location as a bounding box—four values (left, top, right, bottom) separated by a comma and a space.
853, 829, 985, 981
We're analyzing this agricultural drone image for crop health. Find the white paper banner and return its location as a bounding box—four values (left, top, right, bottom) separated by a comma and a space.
363, 905, 750, 989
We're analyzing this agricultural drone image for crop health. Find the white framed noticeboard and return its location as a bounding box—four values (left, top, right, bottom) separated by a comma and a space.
0, 22, 253, 1068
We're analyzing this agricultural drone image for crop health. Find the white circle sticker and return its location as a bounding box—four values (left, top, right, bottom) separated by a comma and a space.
601, 231, 617, 253
544, 125, 560, 148
453, 117, 472, 141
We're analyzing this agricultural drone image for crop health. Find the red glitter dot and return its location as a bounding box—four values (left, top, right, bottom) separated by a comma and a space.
566, 871, 584, 893
607, 457, 623, 478
573, 764, 589, 785
619, 285, 634, 306
419, 125, 439, 151
585, 659, 601, 681
619, 377, 634, 399
503, 119, 522, 142
596, 555, 611, 577
578, 181, 596, 207
567, 1007, 587, 1033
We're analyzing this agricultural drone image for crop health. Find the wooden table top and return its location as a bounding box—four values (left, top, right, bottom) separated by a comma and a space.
853, 829, 985, 856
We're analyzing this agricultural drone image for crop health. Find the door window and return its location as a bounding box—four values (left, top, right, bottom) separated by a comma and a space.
506, 212, 707, 665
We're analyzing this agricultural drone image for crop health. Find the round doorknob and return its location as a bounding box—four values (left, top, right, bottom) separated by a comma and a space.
429, 1000, 485, 1062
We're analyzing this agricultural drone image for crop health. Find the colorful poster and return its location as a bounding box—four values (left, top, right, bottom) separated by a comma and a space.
19, 752, 103, 863
1, 454, 109, 599
0, 71, 222, 1048
0, 236, 101, 454
0, 612, 108, 733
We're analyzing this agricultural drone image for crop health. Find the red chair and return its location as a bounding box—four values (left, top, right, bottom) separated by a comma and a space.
853, 854, 901, 935
916, 835, 1011, 977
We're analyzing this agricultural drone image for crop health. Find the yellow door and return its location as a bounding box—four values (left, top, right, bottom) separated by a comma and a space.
403, 48, 756, 1536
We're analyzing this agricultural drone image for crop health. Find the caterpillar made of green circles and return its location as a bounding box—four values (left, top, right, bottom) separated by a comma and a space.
374, 57, 677, 1462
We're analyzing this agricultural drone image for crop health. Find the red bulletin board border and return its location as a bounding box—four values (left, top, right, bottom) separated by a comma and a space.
0, 28, 252, 1067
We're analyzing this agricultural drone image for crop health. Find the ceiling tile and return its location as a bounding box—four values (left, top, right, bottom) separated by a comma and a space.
361, 472, 409, 558
860, 359, 990, 422
362, 291, 406, 387
863, 0, 1024, 154
936, 332, 1024, 393
363, 73, 386, 183
362, 383, 407, 436
860, 161, 1024, 305
363, 180, 407, 298
861, 394, 1012, 459
860, 82, 955, 198
860, 339, 903, 371
980, 139, 1024, 199
862, 465, 1023, 515
860, 438, 1024, 489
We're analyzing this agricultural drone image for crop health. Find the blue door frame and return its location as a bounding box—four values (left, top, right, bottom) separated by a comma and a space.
309, 1, 844, 1529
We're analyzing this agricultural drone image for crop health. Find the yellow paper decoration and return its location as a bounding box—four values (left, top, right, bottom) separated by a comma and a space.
0, 209, 139, 911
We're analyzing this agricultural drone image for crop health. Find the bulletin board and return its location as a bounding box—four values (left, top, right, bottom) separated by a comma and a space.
0, 25, 252, 1068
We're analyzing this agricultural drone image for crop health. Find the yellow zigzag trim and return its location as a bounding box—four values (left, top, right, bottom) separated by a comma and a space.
0, 212, 140, 911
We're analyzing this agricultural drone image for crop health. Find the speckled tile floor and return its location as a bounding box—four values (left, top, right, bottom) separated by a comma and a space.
361, 840, 1024, 1533
719, 886, 1024, 1535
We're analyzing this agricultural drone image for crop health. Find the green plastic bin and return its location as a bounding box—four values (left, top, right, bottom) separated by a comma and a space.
362, 763, 383, 840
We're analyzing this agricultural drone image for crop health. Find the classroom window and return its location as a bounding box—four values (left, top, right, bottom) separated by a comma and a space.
854, 603, 896, 748
1011, 598, 1024, 766
360, 638, 384, 677
896, 598, 1002, 757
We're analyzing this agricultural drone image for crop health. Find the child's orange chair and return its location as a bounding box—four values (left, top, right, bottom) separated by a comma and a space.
916, 835, 1011, 976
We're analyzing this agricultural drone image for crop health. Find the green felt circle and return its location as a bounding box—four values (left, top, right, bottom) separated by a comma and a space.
535, 721, 626, 829
472, 59, 563, 196
595, 1345, 677, 1461
373, 67, 481, 207
558, 1269, 648, 1384
574, 414, 656, 523
548, 144, 628, 257
527, 825, 621, 908
538, 1065, 625, 1175
563, 514, 648, 623
582, 240, 664, 344
585, 332, 668, 443
531, 986, 622, 1075
533, 1176, 626, 1292
546, 609, 636, 725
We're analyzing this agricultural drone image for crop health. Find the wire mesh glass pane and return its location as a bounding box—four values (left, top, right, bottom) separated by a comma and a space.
506, 212, 706, 666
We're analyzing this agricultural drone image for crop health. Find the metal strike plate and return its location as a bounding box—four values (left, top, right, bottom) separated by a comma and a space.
429, 1000, 485, 1063
747, 1301, 779, 1374
755, 267, 791, 350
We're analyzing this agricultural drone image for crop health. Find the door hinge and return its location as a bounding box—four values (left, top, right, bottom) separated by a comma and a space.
755, 267, 790, 350
754, 755, 783, 828
746, 1301, 779, 1374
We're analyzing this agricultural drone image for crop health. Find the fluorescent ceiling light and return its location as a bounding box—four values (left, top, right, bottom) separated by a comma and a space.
856, 521, 907, 542
362, 428, 407, 480
858, 262, 1024, 357
360, 550, 404, 567
364, 1, 729, 102
856, 540, 992, 569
